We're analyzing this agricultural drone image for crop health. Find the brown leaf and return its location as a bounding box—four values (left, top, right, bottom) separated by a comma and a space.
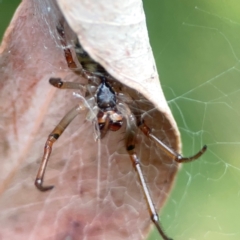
0, 0, 180, 239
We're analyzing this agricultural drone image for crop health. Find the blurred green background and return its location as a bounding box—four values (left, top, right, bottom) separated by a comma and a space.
0, 0, 20, 42
1, 1, 240, 240
144, 1, 240, 240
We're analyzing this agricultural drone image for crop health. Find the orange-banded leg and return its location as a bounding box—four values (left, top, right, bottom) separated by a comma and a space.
138, 120, 207, 163
35, 103, 86, 191
121, 103, 172, 240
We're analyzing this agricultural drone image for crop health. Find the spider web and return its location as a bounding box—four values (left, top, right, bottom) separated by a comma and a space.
145, 1, 240, 240
1, 1, 240, 240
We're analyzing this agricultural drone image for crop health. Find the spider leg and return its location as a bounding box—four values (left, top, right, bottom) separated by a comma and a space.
35, 104, 86, 191
56, 22, 93, 80
56, 23, 78, 70
118, 103, 172, 240
49, 78, 86, 91
138, 120, 207, 163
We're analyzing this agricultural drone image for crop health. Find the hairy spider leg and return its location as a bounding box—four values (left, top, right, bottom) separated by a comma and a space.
138, 121, 207, 163
117, 103, 172, 240
35, 103, 86, 191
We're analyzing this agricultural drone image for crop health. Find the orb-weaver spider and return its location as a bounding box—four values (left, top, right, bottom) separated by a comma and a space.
35, 22, 207, 240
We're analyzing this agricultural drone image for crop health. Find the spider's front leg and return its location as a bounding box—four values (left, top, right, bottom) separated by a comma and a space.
138, 120, 207, 163
119, 103, 172, 240
49, 78, 86, 91
35, 103, 86, 191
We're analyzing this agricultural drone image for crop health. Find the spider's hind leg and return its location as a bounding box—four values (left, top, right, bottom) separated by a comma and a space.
56, 22, 79, 70
56, 21, 98, 81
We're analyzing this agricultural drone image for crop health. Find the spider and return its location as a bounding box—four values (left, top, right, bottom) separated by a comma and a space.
35, 22, 207, 240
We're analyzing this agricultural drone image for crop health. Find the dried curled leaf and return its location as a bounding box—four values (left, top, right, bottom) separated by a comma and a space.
0, 0, 181, 239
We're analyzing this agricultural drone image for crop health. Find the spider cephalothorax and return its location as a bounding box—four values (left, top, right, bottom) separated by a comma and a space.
95, 76, 123, 137
35, 22, 207, 240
